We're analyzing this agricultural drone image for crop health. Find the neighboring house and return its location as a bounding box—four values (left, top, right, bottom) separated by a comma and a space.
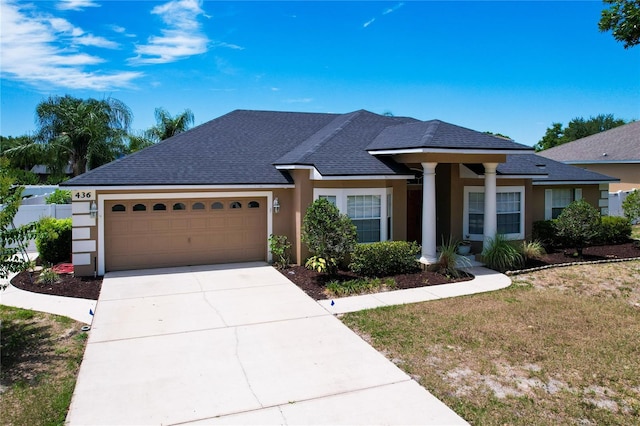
61, 110, 617, 276
538, 121, 640, 192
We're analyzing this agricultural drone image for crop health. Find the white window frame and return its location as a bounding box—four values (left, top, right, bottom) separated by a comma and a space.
544, 188, 582, 220
313, 187, 392, 243
463, 186, 525, 241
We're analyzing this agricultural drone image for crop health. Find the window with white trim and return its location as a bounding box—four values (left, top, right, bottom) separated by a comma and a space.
313, 188, 392, 243
545, 188, 582, 220
463, 186, 525, 240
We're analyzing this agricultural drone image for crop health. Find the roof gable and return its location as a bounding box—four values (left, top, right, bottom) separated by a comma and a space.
367, 120, 534, 152
538, 121, 640, 162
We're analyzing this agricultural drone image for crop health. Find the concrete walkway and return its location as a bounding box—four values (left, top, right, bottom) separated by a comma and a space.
65, 263, 471, 425
318, 266, 511, 314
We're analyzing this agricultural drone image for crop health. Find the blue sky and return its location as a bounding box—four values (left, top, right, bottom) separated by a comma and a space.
1, 0, 639, 147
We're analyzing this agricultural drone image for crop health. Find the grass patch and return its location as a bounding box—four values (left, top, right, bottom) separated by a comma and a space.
325, 277, 396, 297
632, 224, 640, 240
0, 305, 88, 425
342, 261, 640, 425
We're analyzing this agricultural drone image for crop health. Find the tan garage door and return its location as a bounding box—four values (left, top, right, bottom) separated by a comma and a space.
105, 197, 267, 271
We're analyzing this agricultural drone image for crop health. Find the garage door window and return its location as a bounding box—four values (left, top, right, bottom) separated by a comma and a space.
248, 201, 260, 208
133, 203, 146, 211
153, 203, 167, 211
111, 204, 126, 212
192, 202, 205, 210
211, 202, 224, 210
230, 201, 242, 209
173, 202, 186, 211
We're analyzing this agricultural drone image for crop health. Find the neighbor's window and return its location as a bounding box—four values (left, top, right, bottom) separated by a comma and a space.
464, 186, 524, 240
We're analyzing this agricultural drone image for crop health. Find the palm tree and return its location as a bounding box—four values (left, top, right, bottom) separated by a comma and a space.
13, 95, 133, 176
146, 108, 194, 142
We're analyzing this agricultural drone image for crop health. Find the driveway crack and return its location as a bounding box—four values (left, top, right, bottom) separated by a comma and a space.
234, 327, 263, 407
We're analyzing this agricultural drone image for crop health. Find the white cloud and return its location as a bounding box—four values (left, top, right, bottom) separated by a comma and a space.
212, 41, 244, 50
283, 98, 313, 104
0, 0, 141, 90
57, 0, 100, 11
383, 2, 405, 16
131, 0, 209, 64
363, 18, 375, 28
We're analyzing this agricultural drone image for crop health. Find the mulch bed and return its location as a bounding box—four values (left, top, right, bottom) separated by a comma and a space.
10, 270, 102, 300
9, 242, 640, 302
280, 266, 473, 300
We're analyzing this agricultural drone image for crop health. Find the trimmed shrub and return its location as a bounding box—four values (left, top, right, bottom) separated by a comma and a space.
35, 217, 72, 264
555, 199, 601, 256
532, 220, 559, 248
45, 189, 71, 204
622, 189, 640, 222
302, 198, 356, 275
481, 234, 523, 272
349, 241, 420, 277
595, 216, 632, 245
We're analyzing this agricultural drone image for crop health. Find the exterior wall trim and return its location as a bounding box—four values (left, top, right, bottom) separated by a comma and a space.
532, 180, 617, 186
368, 148, 534, 155
96, 191, 274, 276
64, 184, 294, 190
275, 164, 413, 181
564, 160, 640, 165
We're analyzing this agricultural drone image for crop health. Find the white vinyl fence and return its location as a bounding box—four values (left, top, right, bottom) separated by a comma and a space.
10, 204, 72, 253
608, 189, 638, 218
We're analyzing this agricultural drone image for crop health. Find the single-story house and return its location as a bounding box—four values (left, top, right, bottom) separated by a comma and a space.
61, 109, 617, 276
538, 120, 640, 192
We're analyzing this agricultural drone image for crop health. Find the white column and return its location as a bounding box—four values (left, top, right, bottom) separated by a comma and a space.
483, 162, 498, 249
420, 162, 438, 264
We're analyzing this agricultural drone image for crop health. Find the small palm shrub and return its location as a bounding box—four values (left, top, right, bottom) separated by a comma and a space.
35, 217, 72, 264
520, 240, 546, 262
349, 241, 420, 277
305, 256, 336, 273
482, 234, 523, 272
37, 268, 60, 285
437, 237, 470, 278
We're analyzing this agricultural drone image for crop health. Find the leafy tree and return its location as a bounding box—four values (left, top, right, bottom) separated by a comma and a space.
126, 133, 156, 154
145, 108, 194, 142
484, 131, 512, 139
622, 189, 640, 222
0, 159, 36, 283
599, 0, 640, 49
8, 95, 132, 176
301, 198, 357, 275
555, 199, 601, 257
45, 189, 71, 205
1, 135, 42, 171
535, 114, 627, 151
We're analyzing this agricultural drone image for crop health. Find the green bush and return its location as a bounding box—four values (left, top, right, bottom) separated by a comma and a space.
595, 216, 632, 245
45, 189, 71, 204
481, 234, 523, 272
35, 217, 72, 264
555, 199, 601, 256
9, 169, 39, 185
349, 241, 420, 277
268, 234, 291, 269
532, 220, 559, 248
622, 189, 640, 222
301, 198, 356, 275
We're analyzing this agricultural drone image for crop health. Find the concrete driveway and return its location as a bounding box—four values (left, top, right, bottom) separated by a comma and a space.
66, 262, 466, 425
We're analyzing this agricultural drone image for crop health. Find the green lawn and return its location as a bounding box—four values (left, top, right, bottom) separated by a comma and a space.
0, 305, 88, 426
342, 261, 640, 425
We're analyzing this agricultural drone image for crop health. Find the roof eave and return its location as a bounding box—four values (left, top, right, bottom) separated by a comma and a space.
368, 148, 535, 155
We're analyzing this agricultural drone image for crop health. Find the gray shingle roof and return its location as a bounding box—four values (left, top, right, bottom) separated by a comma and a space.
506, 154, 618, 183
367, 120, 534, 152
538, 121, 640, 162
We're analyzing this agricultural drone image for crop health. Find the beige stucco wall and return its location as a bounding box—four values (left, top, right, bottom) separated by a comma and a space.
572, 163, 639, 192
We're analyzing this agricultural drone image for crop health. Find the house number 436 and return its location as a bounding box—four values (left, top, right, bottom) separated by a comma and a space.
72, 190, 95, 201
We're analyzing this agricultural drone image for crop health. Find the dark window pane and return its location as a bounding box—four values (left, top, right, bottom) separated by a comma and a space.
192, 202, 205, 210
111, 204, 126, 212
230, 201, 242, 209
248, 201, 260, 208
469, 214, 484, 235
497, 213, 520, 234
211, 202, 224, 210
153, 203, 166, 211
352, 219, 380, 243
173, 202, 186, 211
133, 204, 146, 211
